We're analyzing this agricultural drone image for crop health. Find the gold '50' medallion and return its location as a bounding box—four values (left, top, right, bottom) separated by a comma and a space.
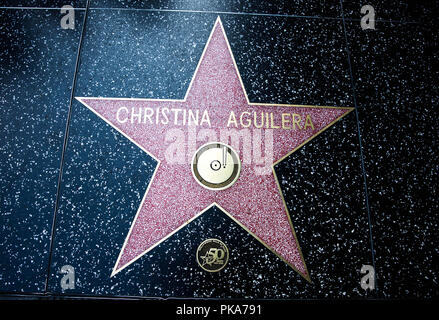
196, 239, 229, 272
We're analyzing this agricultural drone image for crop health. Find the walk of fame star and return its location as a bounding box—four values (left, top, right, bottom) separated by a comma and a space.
76, 17, 353, 282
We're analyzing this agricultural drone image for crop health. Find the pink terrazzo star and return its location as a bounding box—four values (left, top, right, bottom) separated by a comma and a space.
77, 17, 353, 282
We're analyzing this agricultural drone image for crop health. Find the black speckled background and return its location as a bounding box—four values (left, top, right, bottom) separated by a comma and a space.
0, 1, 437, 299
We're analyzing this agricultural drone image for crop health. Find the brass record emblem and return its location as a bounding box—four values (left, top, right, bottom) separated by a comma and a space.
196, 239, 229, 272
191, 142, 241, 191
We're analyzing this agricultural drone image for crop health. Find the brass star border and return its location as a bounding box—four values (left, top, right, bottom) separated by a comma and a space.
76, 17, 354, 283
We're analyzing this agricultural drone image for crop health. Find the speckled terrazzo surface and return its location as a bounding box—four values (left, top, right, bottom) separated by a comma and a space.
0, 1, 437, 299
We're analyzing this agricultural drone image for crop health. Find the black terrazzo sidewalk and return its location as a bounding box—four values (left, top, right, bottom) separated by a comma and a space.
0, 0, 437, 299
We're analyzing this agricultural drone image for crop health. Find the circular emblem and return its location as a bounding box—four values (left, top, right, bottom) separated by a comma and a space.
196, 239, 229, 272
191, 142, 241, 190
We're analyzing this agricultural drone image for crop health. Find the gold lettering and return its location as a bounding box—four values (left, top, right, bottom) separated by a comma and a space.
200, 110, 211, 127
292, 113, 302, 130
281, 113, 290, 129
142, 107, 153, 124
116, 107, 128, 123
161, 107, 169, 125
304, 114, 315, 130
227, 111, 238, 127
240, 111, 251, 128
254, 112, 264, 128
188, 109, 199, 126
130, 107, 141, 123
270, 113, 280, 129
